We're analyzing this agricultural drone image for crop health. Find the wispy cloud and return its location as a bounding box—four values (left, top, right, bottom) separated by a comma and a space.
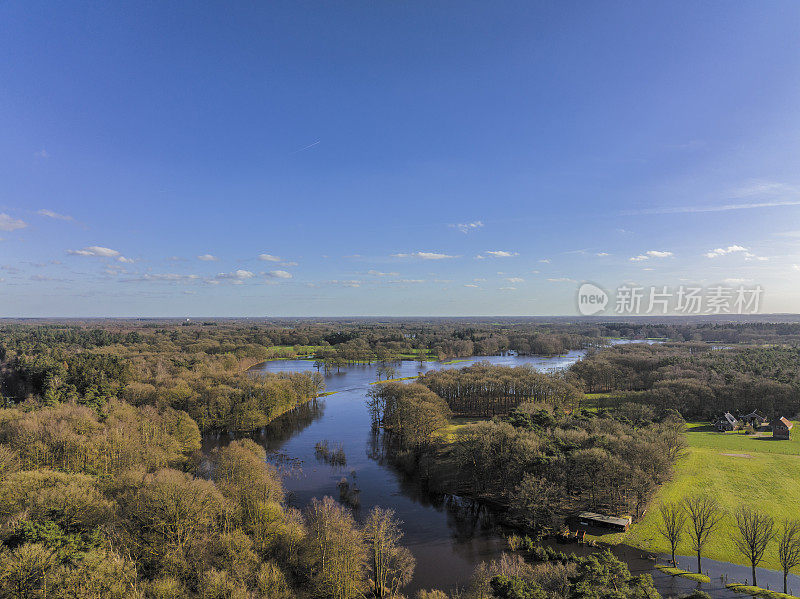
705, 245, 748, 258
198, 254, 218, 261
37, 209, 74, 221
216, 269, 255, 283
265, 270, 292, 279
258, 253, 282, 262
596, 252, 610, 256
392, 251, 458, 260
34, 149, 49, 159
0, 214, 27, 232
704, 245, 766, 261
68, 246, 121, 258
628, 200, 800, 215
292, 140, 321, 153
450, 221, 483, 234
547, 277, 576, 283
506, 277, 524, 283
629, 250, 673, 261
626, 181, 800, 215
368, 270, 400, 277
477, 250, 518, 259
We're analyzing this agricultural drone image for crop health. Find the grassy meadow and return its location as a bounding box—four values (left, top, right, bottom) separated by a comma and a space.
600, 421, 800, 570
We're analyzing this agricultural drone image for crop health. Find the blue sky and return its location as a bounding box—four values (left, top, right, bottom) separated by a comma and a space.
2, 1, 800, 316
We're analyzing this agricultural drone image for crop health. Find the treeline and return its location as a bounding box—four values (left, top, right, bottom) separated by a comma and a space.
418, 363, 582, 416
571, 343, 800, 419
0, 326, 325, 432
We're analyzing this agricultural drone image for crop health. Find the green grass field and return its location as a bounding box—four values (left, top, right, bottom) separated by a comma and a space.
601, 421, 800, 571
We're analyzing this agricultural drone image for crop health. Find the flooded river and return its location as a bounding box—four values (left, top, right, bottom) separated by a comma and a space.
202, 348, 798, 597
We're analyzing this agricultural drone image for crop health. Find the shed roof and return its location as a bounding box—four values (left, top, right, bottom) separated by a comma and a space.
779, 417, 794, 429
576, 511, 632, 527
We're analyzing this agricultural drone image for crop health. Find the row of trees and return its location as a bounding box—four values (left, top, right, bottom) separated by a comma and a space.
658, 497, 800, 593
419, 363, 582, 417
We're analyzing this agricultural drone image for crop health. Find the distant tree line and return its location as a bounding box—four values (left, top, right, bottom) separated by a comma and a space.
571, 343, 800, 419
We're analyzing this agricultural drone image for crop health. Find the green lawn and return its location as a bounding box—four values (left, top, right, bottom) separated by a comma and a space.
599, 421, 800, 571
436, 417, 487, 442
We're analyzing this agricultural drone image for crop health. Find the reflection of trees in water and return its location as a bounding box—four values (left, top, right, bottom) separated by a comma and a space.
201, 399, 326, 468
366, 428, 502, 544
261, 399, 327, 450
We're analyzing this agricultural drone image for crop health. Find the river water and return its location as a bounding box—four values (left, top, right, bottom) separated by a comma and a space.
203, 348, 800, 598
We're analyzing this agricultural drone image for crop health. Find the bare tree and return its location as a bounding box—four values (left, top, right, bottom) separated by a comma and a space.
656, 502, 687, 566
683, 495, 724, 573
777, 519, 800, 594
363, 507, 415, 597
733, 507, 774, 587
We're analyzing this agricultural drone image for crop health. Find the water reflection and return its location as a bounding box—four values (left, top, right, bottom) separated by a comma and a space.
201, 351, 788, 597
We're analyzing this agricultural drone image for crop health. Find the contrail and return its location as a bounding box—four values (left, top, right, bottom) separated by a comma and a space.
292, 140, 321, 153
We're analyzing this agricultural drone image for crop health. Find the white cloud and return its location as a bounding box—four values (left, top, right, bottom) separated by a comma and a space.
327, 280, 361, 287
506, 277, 524, 283
37, 209, 74, 221
538, 258, 551, 264
368, 270, 400, 277
258, 253, 282, 262
547, 277, 576, 283
392, 251, 458, 260
265, 270, 292, 279
499, 286, 517, 290
483, 250, 518, 258
34, 149, 49, 159
197, 254, 218, 261
596, 252, 610, 257
450, 221, 484, 234
388, 279, 425, 284
793, 264, 800, 271
704, 245, 749, 258
464, 284, 479, 288
724, 278, 752, 285
142, 273, 200, 282
630, 250, 673, 261
117, 256, 135, 264
216, 269, 255, 281
0, 213, 27, 232
67, 246, 120, 258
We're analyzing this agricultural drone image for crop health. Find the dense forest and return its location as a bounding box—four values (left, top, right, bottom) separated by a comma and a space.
571, 342, 800, 419
2, 318, 800, 598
